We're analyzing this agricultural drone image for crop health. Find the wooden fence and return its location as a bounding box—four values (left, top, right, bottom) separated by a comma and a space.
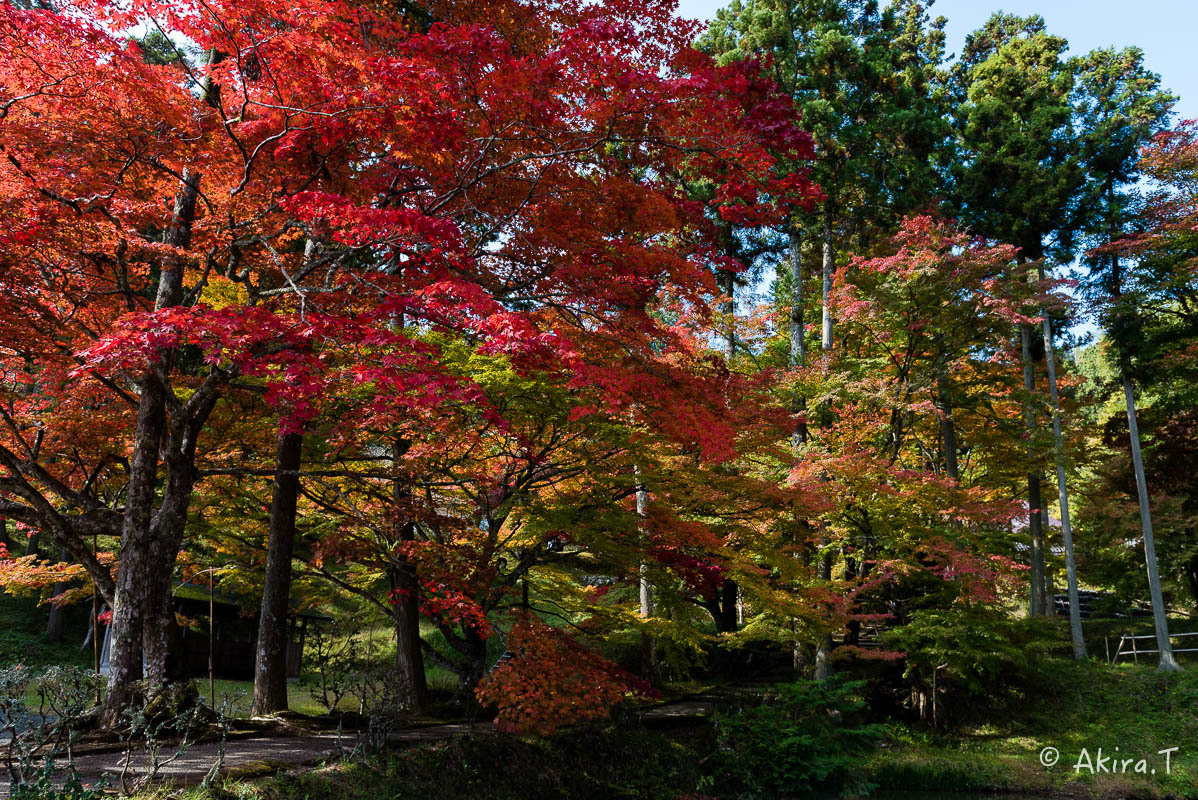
1108, 631, 1198, 664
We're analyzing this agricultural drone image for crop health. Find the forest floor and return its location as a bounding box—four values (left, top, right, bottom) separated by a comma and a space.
0, 700, 718, 798
137, 662, 1194, 800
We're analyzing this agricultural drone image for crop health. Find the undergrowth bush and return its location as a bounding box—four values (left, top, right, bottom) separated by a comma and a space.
881, 606, 1057, 725
710, 678, 884, 798
1, 665, 106, 800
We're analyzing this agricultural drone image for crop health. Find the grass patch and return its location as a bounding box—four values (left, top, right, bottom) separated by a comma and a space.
0, 594, 91, 671
868, 659, 1198, 798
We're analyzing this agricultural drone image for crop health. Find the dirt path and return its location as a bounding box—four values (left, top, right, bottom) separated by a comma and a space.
1, 700, 714, 795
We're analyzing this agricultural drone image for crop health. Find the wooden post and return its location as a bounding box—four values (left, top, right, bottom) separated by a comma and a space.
1132, 632, 1139, 666
1105, 637, 1110, 665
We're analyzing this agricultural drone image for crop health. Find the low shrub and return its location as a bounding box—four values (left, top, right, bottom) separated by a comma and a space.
709, 678, 884, 798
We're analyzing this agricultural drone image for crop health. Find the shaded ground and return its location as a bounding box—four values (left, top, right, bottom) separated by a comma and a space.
1, 700, 714, 796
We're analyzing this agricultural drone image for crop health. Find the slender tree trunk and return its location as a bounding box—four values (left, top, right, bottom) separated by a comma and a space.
788, 225, 810, 673
843, 556, 860, 646
24, 529, 39, 557
1020, 321, 1047, 617
253, 239, 321, 713
1122, 363, 1179, 670
45, 602, 67, 645
104, 169, 200, 724
391, 439, 427, 710
1105, 251, 1178, 670
1040, 308, 1087, 659
814, 217, 835, 678
790, 227, 808, 450
636, 472, 656, 678
814, 550, 833, 681
720, 268, 736, 362
821, 212, 834, 352
715, 267, 740, 633
935, 336, 959, 481
252, 430, 304, 715
45, 548, 69, 643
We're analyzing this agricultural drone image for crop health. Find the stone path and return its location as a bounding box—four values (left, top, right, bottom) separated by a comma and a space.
0, 699, 714, 795
641, 699, 715, 723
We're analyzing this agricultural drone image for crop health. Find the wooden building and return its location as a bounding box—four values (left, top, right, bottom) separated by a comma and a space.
100, 582, 328, 681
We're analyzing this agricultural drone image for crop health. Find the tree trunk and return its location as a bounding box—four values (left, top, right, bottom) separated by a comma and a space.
720, 268, 735, 362
1122, 363, 1180, 671
458, 626, 488, 700
45, 548, 69, 643
391, 439, 426, 710
252, 430, 304, 716
843, 555, 860, 646
1040, 309, 1086, 659
105, 373, 168, 718
24, 528, 39, 557
790, 227, 808, 450
143, 393, 221, 693
703, 578, 739, 633
935, 336, 959, 481
788, 225, 809, 673
821, 212, 834, 352
814, 217, 835, 678
713, 266, 739, 634
635, 467, 656, 678
1020, 321, 1047, 617
103, 169, 200, 724
814, 550, 833, 681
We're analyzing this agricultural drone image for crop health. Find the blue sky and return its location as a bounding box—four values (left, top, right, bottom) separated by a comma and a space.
676, 0, 1196, 120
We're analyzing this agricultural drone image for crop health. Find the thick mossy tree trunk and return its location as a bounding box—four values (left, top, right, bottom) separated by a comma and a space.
144, 414, 215, 690
103, 170, 199, 725
252, 430, 305, 715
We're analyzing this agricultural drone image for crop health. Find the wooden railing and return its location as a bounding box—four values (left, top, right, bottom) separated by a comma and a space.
1109, 631, 1198, 664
